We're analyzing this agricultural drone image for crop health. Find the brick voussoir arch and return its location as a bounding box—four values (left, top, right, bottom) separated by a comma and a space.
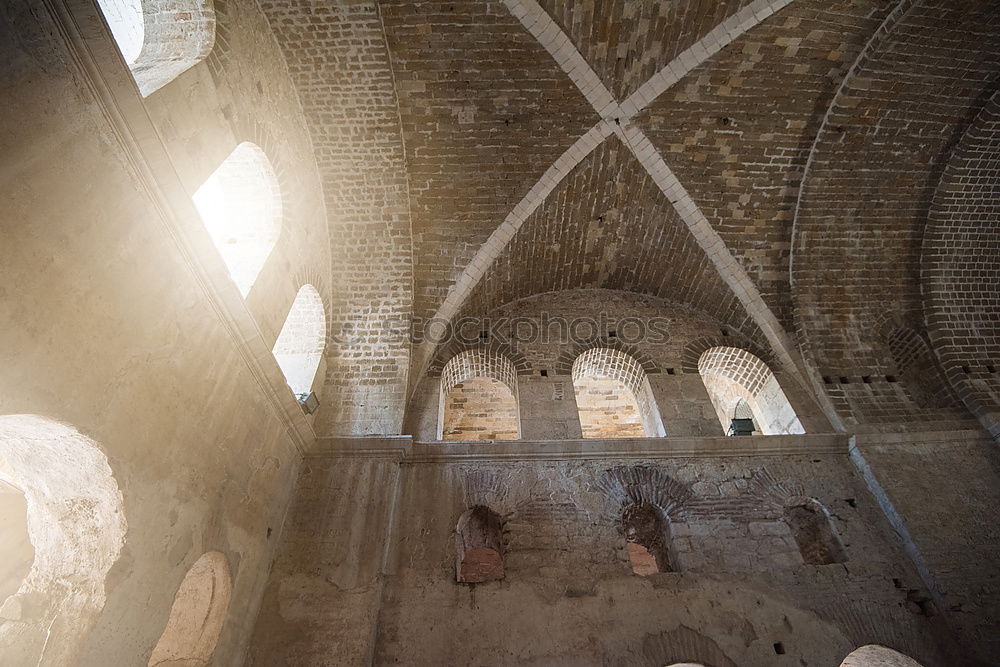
554, 338, 659, 377
680, 335, 775, 375
922, 89, 1000, 438
428, 341, 530, 379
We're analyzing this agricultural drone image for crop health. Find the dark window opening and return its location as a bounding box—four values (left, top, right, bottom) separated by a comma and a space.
784, 499, 847, 565
623, 503, 673, 575
456, 506, 504, 583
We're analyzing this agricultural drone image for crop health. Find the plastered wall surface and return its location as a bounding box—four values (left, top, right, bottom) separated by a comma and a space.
0, 0, 319, 662
249, 435, 982, 667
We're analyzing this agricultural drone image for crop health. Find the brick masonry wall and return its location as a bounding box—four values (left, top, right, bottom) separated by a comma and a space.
572, 374, 647, 439
255, 0, 414, 436
791, 0, 1000, 429
638, 0, 895, 331
923, 91, 1000, 439
442, 377, 520, 441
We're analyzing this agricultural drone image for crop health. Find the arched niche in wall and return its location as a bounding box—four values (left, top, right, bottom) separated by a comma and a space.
784, 497, 846, 565
0, 415, 126, 666
96, 0, 216, 96
698, 346, 804, 435
455, 506, 504, 583
440, 350, 520, 441
571, 347, 665, 438
839, 645, 924, 667
193, 142, 282, 298
148, 551, 232, 666
623, 502, 674, 575
885, 327, 961, 410
272, 284, 327, 396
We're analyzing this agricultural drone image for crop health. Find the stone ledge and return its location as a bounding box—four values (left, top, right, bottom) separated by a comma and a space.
312, 433, 847, 462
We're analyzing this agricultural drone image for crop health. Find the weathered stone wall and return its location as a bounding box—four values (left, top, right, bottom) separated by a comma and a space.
853, 429, 1000, 664
249, 435, 979, 666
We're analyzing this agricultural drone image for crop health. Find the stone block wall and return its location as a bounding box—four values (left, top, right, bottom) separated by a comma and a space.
248, 435, 984, 666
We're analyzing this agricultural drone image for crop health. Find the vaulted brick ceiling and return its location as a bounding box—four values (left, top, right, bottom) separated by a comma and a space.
793, 0, 1000, 374
257, 0, 1000, 433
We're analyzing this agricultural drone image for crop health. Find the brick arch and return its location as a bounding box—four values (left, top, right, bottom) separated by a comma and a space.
696, 345, 805, 436
884, 326, 961, 411
439, 349, 522, 441
440, 349, 519, 396
594, 465, 692, 522
679, 335, 774, 375
567, 346, 666, 438
554, 338, 659, 377
639, 625, 738, 667
427, 341, 530, 379
923, 90, 1000, 439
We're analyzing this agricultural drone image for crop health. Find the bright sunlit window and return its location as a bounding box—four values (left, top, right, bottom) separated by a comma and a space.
193, 142, 282, 298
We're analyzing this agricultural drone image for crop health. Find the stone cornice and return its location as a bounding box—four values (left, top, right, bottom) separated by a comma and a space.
312, 433, 848, 463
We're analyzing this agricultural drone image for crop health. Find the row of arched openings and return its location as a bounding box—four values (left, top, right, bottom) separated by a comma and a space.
0, 415, 232, 665
193, 144, 326, 398
440, 346, 802, 440
94, 3, 324, 399
454, 496, 846, 583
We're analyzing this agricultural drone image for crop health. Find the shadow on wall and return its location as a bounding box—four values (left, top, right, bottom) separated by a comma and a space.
0, 415, 126, 666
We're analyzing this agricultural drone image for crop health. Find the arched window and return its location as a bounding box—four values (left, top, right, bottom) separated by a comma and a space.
455, 506, 504, 583
0, 415, 126, 666
784, 498, 847, 565
623, 503, 674, 575
193, 142, 282, 298
148, 551, 232, 666
96, 0, 216, 96
572, 348, 665, 438
840, 645, 924, 667
272, 285, 326, 396
440, 350, 520, 441
697, 347, 804, 435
